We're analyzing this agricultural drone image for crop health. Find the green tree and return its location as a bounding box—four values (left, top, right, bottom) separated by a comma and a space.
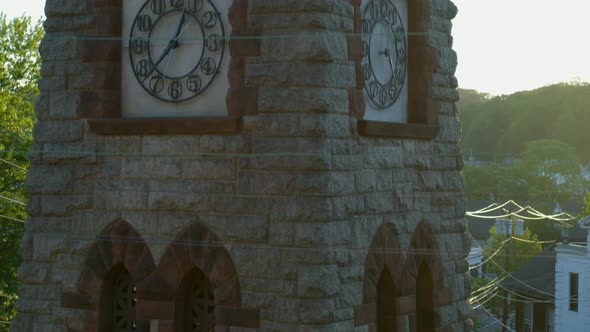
459, 83, 590, 163
478, 227, 542, 316
521, 139, 578, 178
0, 14, 43, 328
581, 192, 590, 217
483, 227, 542, 276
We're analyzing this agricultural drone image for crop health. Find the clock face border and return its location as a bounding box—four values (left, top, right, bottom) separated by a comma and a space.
361, 0, 407, 110
128, 0, 227, 104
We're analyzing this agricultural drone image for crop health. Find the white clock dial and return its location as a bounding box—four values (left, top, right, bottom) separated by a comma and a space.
121, 0, 232, 118
361, 0, 409, 123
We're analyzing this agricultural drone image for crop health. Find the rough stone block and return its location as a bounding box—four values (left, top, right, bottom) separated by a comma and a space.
297, 265, 340, 298
121, 157, 180, 179
26, 165, 73, 194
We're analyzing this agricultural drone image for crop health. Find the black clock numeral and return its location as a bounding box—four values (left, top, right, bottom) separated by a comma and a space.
396, 48, 406, 64
201, 57, 217, 75
169, 0, 184, 9
168, 80, 183, 100
363, 63, 372, 81
131, 38, 148, 54
379, 87, 388, 105
137, 15, 153, 32
394, 26, 405, 42
136, 60, 151, 77
369, 2, 379, 20
388, 82, 397, 99
380, 2, 390, 21
206, 34, 223, 52
187, 75, 202, 93
395, 69, 404, 85
149, 75, 165, 93
388, 9, 397, 25
202, 11, 217, 29
361, 18, 373, 35
188, 0, 204, 13
368, 81, 379, 98
151, 0, 166, 15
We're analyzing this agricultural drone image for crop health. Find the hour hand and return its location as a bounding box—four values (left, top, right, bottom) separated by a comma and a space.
380, 48, 395, 78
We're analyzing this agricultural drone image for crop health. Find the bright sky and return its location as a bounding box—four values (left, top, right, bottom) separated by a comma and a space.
1, 0, 590, 96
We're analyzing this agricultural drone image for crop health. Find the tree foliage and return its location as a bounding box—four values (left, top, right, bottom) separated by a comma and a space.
483, 227, 542, 276
458, 83, 590, 163
0, 14, 42, 328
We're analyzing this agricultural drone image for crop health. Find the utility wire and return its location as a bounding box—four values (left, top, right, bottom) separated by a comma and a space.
469, 237, 510, 271
480, 305, 516, 332
0, 194, 25, 206
467, 230, 555, 299
0, 214, 25, 224
0, 158, 27, 172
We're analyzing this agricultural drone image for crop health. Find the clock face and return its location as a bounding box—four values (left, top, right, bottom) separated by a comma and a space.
129, 0, 225, 103
361, 0, 407, 110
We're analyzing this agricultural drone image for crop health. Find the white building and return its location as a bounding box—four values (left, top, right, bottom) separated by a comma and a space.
468, 245, 483, 277
554, 215, 590, 331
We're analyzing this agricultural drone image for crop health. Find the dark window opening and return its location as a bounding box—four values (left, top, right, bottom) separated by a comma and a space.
416, 262, 435, 332
570, 272, 579, 312
176, 268, 215, 332
377, 267, 397, 331
99, 265, 137, 332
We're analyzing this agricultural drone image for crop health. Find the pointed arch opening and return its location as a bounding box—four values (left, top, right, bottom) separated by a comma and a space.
416, 262, 435, 332
175, 268, 216, 332
377, 267, 397, 332
356, 222, 404, 327
64, 220, 156, 331
99, 265, 137, 332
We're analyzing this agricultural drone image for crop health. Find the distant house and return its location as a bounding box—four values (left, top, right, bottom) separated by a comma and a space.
553, 215, 590, 331
502, 250, 555, 332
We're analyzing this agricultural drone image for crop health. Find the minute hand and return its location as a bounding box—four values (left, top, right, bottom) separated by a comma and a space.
142, 11, 187, 82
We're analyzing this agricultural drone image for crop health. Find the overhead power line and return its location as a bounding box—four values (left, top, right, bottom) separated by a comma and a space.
0, 158, 27, 172
0, 194, 25, 206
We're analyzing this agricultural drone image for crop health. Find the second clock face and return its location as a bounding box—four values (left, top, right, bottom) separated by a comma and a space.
361, 0, 407, 110
129, 0, 225, 103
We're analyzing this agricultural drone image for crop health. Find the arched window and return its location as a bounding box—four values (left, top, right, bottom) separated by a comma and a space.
99, 265, 137, 331
176, 268, 215, 332
416, 262, 435, 332
377, 267, 397, 331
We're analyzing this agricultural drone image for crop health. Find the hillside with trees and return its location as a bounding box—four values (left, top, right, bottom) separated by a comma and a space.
459, 84, 590, 240
459, 83, 590, 163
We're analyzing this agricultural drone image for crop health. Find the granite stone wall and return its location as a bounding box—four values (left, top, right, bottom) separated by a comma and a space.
13, 0, 471, 331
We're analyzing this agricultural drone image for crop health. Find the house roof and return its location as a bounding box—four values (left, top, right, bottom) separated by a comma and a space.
579, 214, 590, 228
501, 250, 555, 301
466, 200, 495, 241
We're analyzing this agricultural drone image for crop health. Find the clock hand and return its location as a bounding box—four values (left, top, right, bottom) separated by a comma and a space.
172, 10, 187, 42
387, 53, 395, 79
142, 11, 188, 82
142, 42, 174, 82
379, 48, 396, 81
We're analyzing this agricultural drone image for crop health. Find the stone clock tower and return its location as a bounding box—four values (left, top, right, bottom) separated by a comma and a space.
14, 0, 471, 331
